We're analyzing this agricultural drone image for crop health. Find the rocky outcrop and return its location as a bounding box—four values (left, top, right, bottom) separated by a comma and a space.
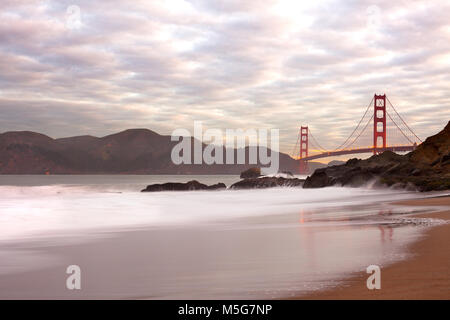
327, 160, 346, 166
141, 180, 226, 192
304, 152, 407, 188
240, 167, 261, 179
231, 177, 305, 189
408, 121, 450, 169
279, 170, 294, 177
304, 121, 450, 191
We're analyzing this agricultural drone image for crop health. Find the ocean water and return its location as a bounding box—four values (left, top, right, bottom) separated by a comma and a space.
0, 175, 446, 299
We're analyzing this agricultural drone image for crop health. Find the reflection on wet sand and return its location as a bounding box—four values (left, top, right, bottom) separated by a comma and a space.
0, 180, 444, 299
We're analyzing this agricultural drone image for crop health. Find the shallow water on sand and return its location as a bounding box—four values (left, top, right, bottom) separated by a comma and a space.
0, 175, 446, 299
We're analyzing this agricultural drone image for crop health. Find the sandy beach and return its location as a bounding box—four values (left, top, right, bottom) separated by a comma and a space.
301, 196, 450, 300
1, 179, 439, 300
0, 177, 448, 299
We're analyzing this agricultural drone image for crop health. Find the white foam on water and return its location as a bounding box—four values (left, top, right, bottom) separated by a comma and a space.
0, 181, 431, 241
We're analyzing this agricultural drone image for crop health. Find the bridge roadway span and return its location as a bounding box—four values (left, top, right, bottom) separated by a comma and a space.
301, 145, 415, 161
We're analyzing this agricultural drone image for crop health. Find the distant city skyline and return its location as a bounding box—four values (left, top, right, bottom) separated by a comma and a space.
1, 0, 449, 155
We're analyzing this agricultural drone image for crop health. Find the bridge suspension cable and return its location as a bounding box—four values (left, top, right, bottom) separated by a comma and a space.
386, 97, 423, 143
290, 130, 301, 158
386, 111, 415, 145
308, 128, 327, 152
342, 114, 374, 150
333, 97, 374, 151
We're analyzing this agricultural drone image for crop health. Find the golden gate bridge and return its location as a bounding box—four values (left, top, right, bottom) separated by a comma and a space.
291, 94, 423, 174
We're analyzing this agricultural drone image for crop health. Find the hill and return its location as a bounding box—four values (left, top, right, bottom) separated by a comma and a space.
0, 129, 325, 174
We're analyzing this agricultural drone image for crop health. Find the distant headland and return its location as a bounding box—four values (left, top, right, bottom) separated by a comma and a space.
0, 128, 342, 175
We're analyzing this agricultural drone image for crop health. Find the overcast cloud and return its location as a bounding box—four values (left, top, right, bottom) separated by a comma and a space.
0, 0, 449, 155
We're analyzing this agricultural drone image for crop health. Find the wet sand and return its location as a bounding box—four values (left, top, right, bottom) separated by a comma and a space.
300, 196, 450, 300
0, 189, 448, 299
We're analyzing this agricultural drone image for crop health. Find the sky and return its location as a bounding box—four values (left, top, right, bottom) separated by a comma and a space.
0, 0, 449, 157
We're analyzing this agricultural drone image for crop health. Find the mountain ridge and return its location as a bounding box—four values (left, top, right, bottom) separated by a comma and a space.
0, 129, 327, 174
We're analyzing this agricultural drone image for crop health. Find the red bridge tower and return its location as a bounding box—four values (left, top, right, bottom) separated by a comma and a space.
373, 94, 387, 154
299, 126, 308, 174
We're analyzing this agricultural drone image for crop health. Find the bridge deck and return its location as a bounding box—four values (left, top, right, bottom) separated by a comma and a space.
300, 145, 415, 161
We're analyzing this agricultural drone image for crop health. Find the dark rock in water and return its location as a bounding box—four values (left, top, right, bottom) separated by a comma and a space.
141, 180, 226, 192
240, 167, 261, 179
231, 176, 305, 189
280, 170, 294, 177
304, 121, 450, 191
303, 171, 332, 188
303, 160, 380, 188
206, 182, 227, 190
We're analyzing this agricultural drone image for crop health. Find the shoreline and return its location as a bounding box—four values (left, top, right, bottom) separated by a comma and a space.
0, 186, 449, 299
298, 195, 450, 300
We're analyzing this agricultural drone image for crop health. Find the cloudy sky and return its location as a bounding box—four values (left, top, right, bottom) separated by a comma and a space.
0, 0, 449, 155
